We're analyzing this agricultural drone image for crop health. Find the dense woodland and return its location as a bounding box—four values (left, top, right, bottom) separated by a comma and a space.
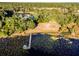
0, 3, 79, 37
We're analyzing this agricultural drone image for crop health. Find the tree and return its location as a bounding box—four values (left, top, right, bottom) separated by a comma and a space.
37, 10, 50, 23
13, 16, 27, 33
0, 21, 2, 28
26, 18, 35, 29
3, 17, 15, 35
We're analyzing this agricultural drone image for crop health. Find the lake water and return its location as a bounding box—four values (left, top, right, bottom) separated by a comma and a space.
0, 33, 79, 56
26, 34, 79, 56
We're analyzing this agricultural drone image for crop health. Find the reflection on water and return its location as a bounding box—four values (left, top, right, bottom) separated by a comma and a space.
27, 34, 79, 56
0, 33, 79, 55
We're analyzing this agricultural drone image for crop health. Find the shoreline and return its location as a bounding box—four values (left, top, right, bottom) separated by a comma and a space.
0, 31, 79, 40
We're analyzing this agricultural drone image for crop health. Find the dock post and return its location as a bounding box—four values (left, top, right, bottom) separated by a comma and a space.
23, 33, 32, 49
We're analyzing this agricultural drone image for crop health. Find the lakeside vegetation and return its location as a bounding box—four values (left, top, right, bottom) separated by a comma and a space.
0, 3, 79, 38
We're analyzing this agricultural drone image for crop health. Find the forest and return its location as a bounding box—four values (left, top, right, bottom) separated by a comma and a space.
0, 3, 79, 38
